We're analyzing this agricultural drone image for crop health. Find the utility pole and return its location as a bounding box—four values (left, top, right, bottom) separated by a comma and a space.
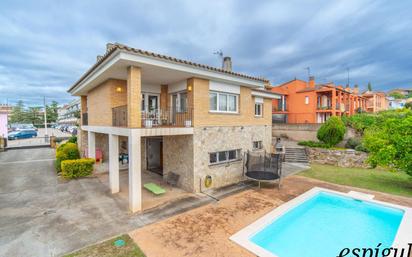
43, 96, 48, 139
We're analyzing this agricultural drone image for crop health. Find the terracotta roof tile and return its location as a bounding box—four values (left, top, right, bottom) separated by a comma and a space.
68, 43, 269, 92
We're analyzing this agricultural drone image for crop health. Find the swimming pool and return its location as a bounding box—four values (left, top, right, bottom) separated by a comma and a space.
230, 188, 412, 257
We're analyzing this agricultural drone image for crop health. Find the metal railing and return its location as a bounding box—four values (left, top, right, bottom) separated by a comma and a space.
316, 105, 332, 110
111, 106, 194, 128
82, 113, 88, 126
141, 107, 193, 128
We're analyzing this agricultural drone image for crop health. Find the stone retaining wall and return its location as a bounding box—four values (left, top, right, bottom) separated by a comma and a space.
306, 147, 369, 168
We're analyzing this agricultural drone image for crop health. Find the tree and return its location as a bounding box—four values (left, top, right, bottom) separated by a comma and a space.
9, 100, 27, 123
46, 101, 59, 123
363, 109, 412, 175
317, 116, 346, 147
389, 92, 405, 99
26, 106, 43, 125
367, 82, 372, 92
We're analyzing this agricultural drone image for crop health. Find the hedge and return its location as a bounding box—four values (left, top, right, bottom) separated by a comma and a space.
61, 158, 95, 179
55, 142, 80, 173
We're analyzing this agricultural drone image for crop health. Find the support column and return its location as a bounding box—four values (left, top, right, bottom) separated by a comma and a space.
87, 131, 95, 159
109, 134, 119, 194
127, 66, 142, 128
282, 95, 285, 111
331, 89, 336, 116
128, 130, 142, 212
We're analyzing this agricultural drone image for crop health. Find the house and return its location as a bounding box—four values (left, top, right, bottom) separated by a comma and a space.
67, 43, 280, 212
270, 77, 367, 123
387, 88, 412, 98
57, 99, 80, 125
388, 97, 407, 109
0, 104, 11, 138
361, 90, 388, 113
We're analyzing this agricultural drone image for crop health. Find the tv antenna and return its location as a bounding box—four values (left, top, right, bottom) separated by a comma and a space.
213, 50, 223, 59
305, 67, 311, 78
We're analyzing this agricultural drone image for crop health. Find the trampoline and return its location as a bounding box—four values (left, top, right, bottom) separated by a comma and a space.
243, 151, 282, 188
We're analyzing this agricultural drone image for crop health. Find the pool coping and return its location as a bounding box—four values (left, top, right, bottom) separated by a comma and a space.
230, 187, 412, 257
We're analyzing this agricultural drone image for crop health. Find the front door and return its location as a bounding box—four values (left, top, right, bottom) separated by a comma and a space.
146, 138, 163, 175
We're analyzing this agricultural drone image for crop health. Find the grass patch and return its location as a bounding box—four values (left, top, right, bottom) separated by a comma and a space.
299, 164, 412, 197
64, 234, 145, 257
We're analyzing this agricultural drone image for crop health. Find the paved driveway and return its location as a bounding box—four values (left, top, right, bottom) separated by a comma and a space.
0, 148, 138, 257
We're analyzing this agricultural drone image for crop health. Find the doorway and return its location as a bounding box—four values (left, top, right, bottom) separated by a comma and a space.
146, 137, 163, 175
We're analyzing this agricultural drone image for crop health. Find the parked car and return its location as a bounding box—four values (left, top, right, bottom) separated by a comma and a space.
8, 129, 38, 140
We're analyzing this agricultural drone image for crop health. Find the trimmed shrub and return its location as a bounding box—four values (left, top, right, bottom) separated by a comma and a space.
298, 140, 330, 148
345, 138, 361, 149
68, 136, 77, 144
55, 142, 80, 173
61, 158, 95, 179
317, 117, 346, 147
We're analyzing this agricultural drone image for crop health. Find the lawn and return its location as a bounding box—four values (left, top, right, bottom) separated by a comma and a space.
299, 164, 412, 197
64, 234, 145, 257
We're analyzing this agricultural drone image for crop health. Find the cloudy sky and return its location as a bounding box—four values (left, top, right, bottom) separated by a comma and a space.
1, 0, 411, 106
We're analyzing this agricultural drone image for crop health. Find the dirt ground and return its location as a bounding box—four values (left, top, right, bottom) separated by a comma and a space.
129, 175, 412, 257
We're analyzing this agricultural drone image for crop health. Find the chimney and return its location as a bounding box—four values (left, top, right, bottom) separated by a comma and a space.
353, 85, 359, 95
96, 55, 103, 62
309, 76, 315, 88
222, 56, 232, 71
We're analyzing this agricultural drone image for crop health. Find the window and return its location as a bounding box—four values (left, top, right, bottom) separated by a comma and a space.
255, 103, 263, 117
305, 96, 309, 105
209, 91, 238, 113
209, 149, 241, 165
253, 141, 263, 150
172, 91, 188, 112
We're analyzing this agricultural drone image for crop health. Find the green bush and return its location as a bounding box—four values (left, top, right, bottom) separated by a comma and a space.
355, 144, 368, 153
68, 136, 77, 144
317, 117, 346, 147
61, 158, 95, 179
363, 109, 412, 175
345, 138, 361, 149
298, 140, 330, 148
55, 142, 80, 173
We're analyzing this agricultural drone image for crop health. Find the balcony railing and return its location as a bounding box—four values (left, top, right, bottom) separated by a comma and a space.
111, 105, 193, 128
317, 105, 332, 110
141, 107, 193, 128
272, 106, 287, 112
82, 113, 88, 126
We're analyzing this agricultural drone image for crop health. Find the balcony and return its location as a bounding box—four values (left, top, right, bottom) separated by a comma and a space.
272, 106, 288, 112
317, 105, 332, 110
112, 106, 193, 128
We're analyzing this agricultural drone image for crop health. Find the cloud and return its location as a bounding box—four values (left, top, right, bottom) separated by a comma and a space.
0, 0, 411, 106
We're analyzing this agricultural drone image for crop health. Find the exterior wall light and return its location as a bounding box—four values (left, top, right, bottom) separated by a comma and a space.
116, 86, 123, 93
187, 85, 192, 92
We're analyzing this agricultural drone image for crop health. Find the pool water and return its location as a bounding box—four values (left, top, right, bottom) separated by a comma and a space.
251, 192, 404, 257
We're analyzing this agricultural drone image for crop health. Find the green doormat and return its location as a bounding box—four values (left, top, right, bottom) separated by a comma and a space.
114, 239, 126, 247
144, 183, 166, 195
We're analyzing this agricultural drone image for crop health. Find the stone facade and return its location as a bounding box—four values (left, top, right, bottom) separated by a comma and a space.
163, 135, 194, 192
307, 147, 369, 168
193, 125, 272, 192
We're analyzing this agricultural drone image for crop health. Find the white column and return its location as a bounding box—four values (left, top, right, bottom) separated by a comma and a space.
87, 131, 96, 159
109, 134, 119, 194
282, 96, 285, 111
128, 129, 142, 212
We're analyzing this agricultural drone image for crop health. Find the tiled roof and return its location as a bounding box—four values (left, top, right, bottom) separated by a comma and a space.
69, 43, 269, 92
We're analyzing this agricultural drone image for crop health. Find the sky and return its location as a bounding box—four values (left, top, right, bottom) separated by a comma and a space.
0, 0, 412, 106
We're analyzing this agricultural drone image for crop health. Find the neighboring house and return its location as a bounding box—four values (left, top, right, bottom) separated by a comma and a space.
388, 97, 407, 109
0, 104, 11, 138
270, 77, 367, 123
387, 88, 412, 98
361, 90, 388, 113
68, 43, 279, 212
57, 99, 80, 125
0, 112, 7, 138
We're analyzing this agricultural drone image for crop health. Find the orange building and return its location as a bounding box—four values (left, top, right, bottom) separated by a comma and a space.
361, 90, 388, 113
271, 77, 367, 123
